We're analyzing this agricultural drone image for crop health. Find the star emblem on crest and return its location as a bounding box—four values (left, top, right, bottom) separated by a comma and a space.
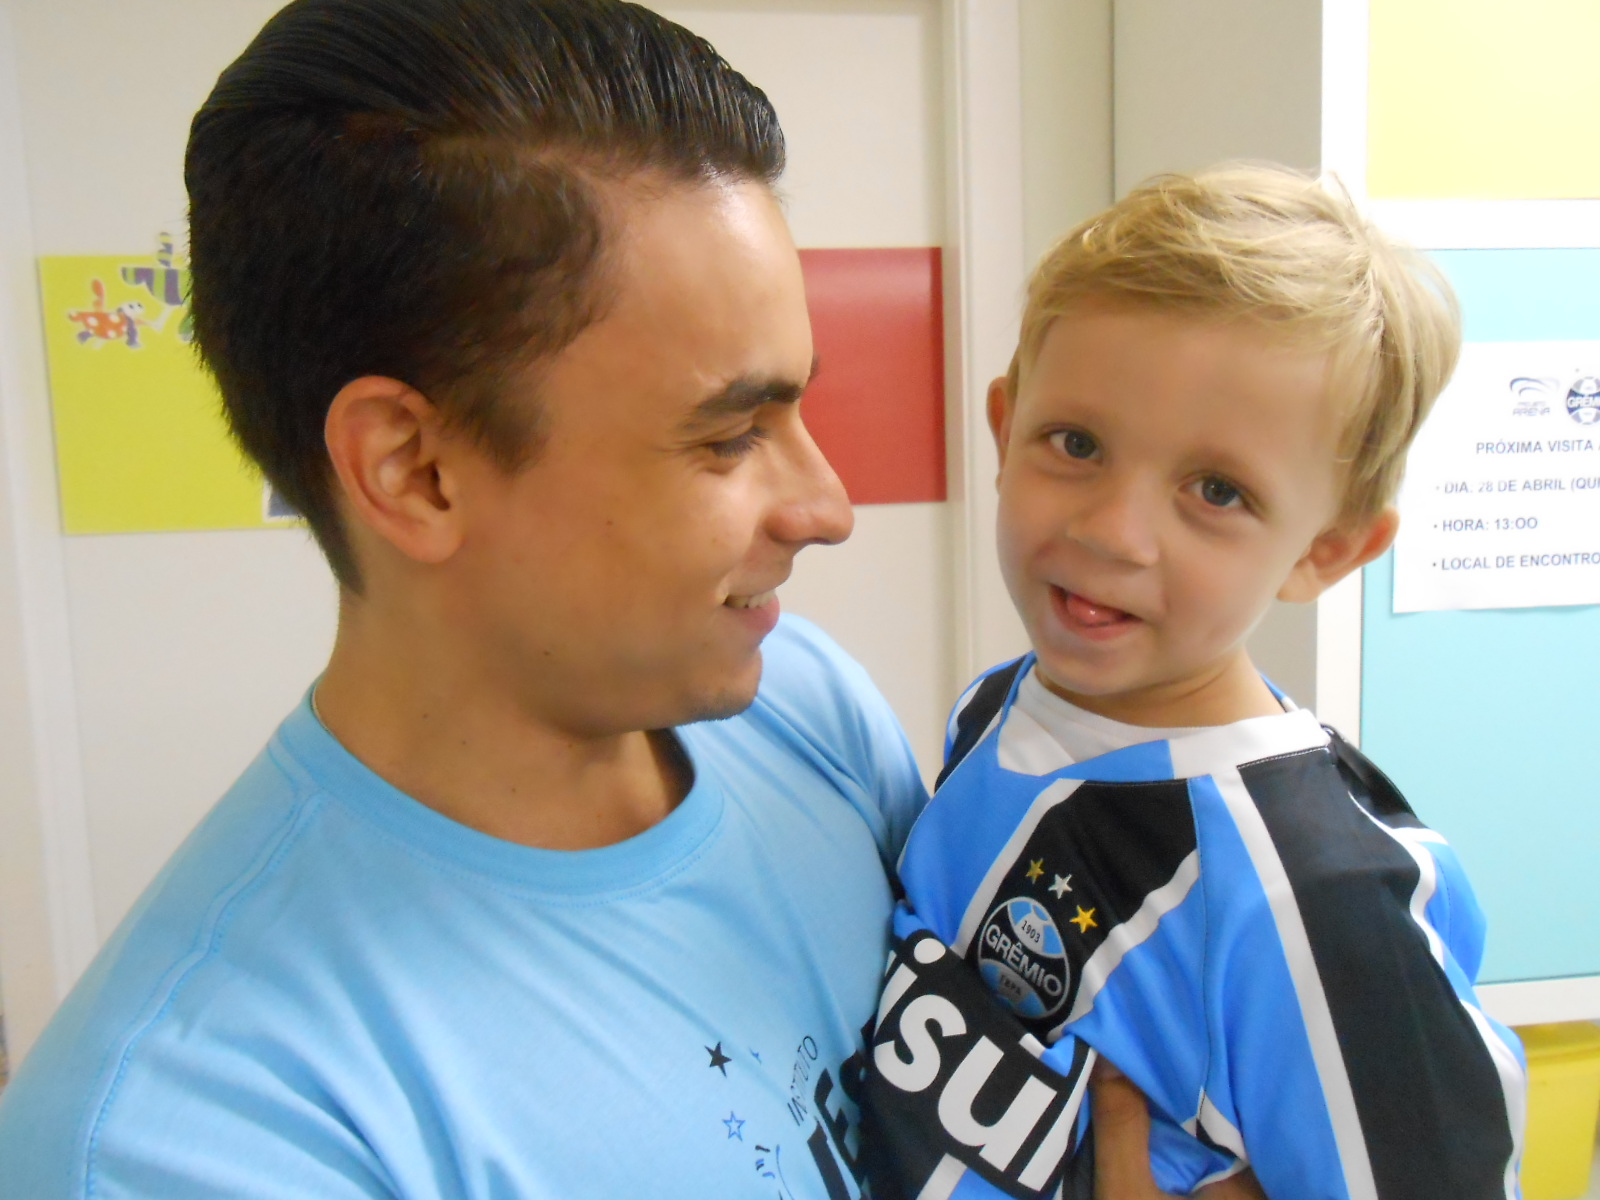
1024, 858, 1045, 883
1050, 873, 1073, 898
1070, 906, 1098, 933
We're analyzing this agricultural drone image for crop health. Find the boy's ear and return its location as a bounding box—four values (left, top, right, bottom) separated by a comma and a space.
987, 375, 1014, 468
1277, 507, 1400, 603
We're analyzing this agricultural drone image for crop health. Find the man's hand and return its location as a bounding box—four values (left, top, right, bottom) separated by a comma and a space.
1091, 1060, 1267, 1200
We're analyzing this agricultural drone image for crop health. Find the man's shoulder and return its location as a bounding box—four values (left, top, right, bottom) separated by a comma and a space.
757, 612, 870, 693
0, 723, 334, 1197
702, 613, 927, 857
745, 620, 908, 761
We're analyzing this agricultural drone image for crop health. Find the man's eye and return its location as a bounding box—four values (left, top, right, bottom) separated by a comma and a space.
707, 426, 770, 459
1050, 429, 1099, 460
1196, 476, 1243, 509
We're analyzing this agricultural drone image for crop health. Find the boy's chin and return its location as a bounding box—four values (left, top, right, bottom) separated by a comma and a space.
1031, 659, 1134, 706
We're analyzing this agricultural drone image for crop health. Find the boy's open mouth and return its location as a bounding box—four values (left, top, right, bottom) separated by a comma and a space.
1054, 586, 1139, 630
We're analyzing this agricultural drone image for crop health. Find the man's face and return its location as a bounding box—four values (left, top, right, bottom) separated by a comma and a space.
448, 179, 851, 736
992, 304, 1345, 720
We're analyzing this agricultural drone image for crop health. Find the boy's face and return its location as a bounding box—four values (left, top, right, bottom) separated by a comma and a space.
990, 303, 1370, 722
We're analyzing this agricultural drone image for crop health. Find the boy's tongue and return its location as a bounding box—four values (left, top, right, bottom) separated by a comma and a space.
1065, 591, 1133, 627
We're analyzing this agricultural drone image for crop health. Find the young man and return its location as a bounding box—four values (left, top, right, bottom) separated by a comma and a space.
863, 167, 1526, 1199
0, 3, 928, 1196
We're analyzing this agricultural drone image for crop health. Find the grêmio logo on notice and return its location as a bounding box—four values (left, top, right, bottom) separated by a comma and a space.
1507, 374, 1600, 425
860, 928, 1095, 1200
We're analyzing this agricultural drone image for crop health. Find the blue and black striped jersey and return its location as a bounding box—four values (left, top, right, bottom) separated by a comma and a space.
862, 657, 1525, 1200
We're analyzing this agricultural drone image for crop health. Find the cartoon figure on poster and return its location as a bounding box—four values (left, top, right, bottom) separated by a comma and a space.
118, 233, 195, 343
66, 280, 150, 348
62, 234, 192, 351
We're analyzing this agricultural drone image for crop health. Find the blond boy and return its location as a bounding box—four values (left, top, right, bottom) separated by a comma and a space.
862, 166, 1526, 1200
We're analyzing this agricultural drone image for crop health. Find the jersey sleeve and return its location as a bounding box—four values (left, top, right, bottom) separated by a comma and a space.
753, 614, 929, 862
1201, 753, 1526, 1200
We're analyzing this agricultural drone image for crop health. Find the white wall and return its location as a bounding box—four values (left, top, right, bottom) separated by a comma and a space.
1112, 0, 1322, 196
1019, 0, 1113, 264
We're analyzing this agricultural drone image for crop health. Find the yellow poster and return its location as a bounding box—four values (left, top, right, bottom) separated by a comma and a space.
1369, 0, 1600, 199
39, 241, 292, 534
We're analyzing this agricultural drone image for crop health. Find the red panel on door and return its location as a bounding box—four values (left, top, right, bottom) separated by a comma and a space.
798, 247, 946, 504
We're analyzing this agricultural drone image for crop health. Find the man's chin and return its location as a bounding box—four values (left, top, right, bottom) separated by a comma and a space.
678, 655, 764, 725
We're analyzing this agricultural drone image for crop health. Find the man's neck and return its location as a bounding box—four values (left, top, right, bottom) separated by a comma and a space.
313, 607, 691, 851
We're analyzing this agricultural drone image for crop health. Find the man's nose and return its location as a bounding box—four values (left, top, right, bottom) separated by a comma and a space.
768, 416, 854, 547
1070, 476, 1160, 567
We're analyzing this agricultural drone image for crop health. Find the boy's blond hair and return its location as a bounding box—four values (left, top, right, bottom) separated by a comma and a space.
1008, 164, 1461, 520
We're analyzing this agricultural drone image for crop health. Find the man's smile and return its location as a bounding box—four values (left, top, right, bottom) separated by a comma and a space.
724, 588, 779, 610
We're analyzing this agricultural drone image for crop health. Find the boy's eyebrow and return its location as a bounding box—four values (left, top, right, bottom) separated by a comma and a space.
679, 355, 822, 430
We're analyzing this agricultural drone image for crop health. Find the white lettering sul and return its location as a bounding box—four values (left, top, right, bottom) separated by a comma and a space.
1018, 1045, 1098, 1188
936, 1037, 1059, 1171
875, 963, 919, 1030
874, 995, 966, 1093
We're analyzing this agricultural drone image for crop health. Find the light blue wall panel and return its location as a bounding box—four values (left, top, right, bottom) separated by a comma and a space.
1361, 248, 1600, 984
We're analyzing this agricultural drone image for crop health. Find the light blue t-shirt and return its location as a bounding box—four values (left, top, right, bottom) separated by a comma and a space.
0, 616, 926, 1200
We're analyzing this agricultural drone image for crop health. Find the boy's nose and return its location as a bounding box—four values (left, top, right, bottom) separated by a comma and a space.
1069, 480, 1160, 567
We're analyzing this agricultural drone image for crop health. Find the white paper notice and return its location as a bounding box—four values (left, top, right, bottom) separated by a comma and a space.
1392, 341, 1600, 613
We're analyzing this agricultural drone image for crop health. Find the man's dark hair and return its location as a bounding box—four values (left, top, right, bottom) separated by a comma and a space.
186, 0, 785, 586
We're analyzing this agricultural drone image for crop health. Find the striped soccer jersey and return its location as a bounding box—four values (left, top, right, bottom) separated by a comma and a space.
862, 657, 1526, 1200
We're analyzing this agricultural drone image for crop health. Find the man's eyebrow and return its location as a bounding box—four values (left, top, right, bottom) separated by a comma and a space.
680, 355, 822, 430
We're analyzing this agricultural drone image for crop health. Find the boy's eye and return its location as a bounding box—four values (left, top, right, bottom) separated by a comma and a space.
1049, 429, 1099, 460
1196, 476, 1243, 509
706, 426, 770, 459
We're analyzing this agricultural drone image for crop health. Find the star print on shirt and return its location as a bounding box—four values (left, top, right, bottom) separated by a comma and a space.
1070, 906, 1098, 933
724, 1111, 746, 1140
707, 1042, 732, 1075
1025, 858, 1044, 883
1050, 873, 1073, 898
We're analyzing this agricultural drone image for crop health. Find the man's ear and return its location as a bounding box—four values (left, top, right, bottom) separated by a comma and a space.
987, 376, 1014, 469
324, 376, 465, 566
1278, 507, 1400, 603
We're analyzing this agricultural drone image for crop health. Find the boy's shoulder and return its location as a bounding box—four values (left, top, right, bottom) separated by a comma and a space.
939, 655, 1030, 787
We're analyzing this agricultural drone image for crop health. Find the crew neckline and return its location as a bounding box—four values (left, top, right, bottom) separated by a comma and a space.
272, 689, 725, 898
1016, 666, 1227, 751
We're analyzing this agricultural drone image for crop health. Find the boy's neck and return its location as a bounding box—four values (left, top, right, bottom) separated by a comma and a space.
1038, 649, 1286, 729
